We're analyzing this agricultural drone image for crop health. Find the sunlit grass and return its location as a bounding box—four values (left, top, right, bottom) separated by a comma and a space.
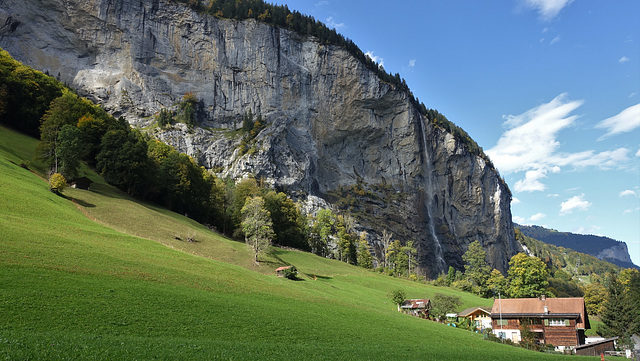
0, 125, 590, 360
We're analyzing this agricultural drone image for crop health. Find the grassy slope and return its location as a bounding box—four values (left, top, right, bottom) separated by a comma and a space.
0, 125, 590, 360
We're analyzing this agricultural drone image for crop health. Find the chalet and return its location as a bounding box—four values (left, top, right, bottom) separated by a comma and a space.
400, 299, 431, 318
458, 306, 492, 330
491, 295, 590, 351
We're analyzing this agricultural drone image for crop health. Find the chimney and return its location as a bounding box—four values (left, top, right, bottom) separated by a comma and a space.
544, 306, 548, 314
541, 294, 546, 301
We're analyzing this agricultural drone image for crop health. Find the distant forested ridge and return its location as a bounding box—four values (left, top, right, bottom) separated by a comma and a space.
517, 224, 638, 270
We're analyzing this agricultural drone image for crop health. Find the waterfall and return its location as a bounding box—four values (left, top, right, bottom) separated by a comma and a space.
421, 120, 446, 271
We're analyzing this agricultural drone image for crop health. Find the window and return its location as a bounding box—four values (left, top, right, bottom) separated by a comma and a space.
498, 332, 506, 339
549, 319, 569, 326
497, 319, 508, 326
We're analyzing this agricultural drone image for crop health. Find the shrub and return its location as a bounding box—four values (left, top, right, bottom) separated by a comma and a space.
281, 266, 298, 280
49, 172, 66, 193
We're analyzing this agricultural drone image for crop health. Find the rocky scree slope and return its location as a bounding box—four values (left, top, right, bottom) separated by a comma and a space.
0, 0, 520, 277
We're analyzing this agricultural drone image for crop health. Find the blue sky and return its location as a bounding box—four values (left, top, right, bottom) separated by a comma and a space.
273, 0, 640, 266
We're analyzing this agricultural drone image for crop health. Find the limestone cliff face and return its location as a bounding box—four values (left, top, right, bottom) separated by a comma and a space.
0, 0, 520, 276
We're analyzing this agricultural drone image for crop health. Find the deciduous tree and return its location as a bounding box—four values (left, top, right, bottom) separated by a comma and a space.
507, 253, 549, 298
241, 196, 274, 263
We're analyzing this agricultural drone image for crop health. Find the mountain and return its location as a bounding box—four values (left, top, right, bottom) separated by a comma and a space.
0, 0, 519, 277
517, 224, 638, 270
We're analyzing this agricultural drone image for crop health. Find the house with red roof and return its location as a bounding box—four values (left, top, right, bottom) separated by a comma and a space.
491, 295, 590, 350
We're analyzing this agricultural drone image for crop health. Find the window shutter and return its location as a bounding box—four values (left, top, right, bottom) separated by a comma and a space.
544, 319, 549, 326
565, 319, 570, 326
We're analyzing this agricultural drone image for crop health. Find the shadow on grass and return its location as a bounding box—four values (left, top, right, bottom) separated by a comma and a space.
70, 197, 96, 208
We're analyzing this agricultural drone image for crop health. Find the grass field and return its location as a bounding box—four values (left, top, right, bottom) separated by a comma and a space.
0, 125, 597, 360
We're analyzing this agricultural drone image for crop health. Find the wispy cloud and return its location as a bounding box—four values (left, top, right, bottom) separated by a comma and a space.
325, 16, 345, 30
560, 194, 591, 215
595, 103, 640, 139
619, 56, 630, 63
486, 93, 583, 174
530, 212, 546, 221
365, 51, 384, 68
315, 1, 328, 7
524, 0, 574, 21
409, 59, 416, 68
620, 190, 636, 197
487, 94, 633, 193
549, 36, 561, 45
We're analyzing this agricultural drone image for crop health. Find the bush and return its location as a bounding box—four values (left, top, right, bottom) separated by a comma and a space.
281, 266, 298, 280
390, 289, 406, 309
49, 173, 66, 193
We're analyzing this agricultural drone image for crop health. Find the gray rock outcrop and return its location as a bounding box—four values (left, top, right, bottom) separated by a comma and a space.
0, 0, 520, 276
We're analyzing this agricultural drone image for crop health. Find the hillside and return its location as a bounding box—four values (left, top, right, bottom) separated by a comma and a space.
517, 225, 637, 270
0, 125, 587, 360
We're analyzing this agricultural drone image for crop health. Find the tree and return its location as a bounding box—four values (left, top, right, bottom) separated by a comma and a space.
310, 209, 336, 257
430, 293, 462, 321
390, 289, 406, 311
462, 240, 491, 296
96, 129, 150, 196
357, 232, 374, 269
48, 172, 66, 194
56, 124, 84, 180
583, 283, 607, 316
598, 271, 639, 346
36, 91, 92, 172
241, 196, 274, 263
487, 269, 509, 297
445, 266, 456, 287
507, 253, 549, 298
403, 240, 417, 276
263, 191, 309, 251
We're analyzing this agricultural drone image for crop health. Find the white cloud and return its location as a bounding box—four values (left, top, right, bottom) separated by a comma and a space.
512, 198, 521, 205
409, 59, 416, 68
636, 148, 640, 157
487, 94, 633, 193
530, 212, 546, 221
513, 215, 526, 224
514, 169, 548, 192
623, 208, 639, 215
487, 93, 583, 174
560, 194, 591, 214
619, 56, 630, 63
595, 103, 640, 139
315, 1, 328, 7
547, 193, 560, 198
365, 51, 384, 68
524, 0, 574, 20
620, 190, 636, 197
550, 36, 561, 45
325, 17, 345, 30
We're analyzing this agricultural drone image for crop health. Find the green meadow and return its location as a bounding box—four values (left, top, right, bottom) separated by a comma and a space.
0, 125, 592, 360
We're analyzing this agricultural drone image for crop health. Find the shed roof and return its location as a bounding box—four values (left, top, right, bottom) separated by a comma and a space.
574, 337, 618, 350
491, 297, 590, 329
401, 299, 430, 309
275, 266, 293, 272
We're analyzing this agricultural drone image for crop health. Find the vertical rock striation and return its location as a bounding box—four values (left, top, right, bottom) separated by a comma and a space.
0, 0, 520, 276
